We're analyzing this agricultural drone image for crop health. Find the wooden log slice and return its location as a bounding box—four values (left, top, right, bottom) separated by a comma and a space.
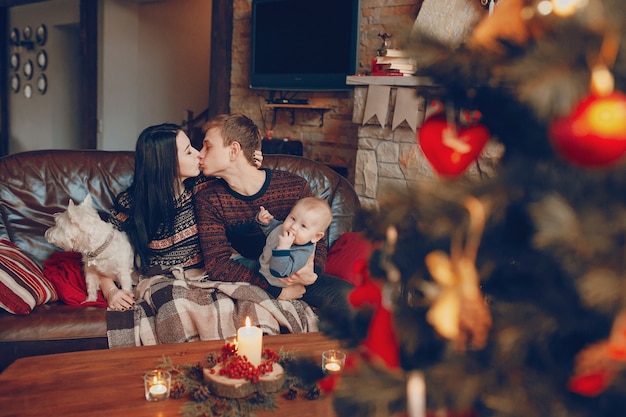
203, 362, 284, 398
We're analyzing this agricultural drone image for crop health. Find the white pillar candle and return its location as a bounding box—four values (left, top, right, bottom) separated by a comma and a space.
406, 370, 426, 417
237, 317, 263, 366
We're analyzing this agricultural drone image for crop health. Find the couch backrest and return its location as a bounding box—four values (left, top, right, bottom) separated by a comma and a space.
263, 154, 360, 248
0, 150, 135, 265
0, 150, 359, 266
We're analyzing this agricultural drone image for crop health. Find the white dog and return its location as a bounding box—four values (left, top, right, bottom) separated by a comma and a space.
45, 194, 134, 303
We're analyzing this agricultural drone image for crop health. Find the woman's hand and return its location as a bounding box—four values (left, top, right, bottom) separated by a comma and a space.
106, 287, 135, 311
101, 276, 134, 311
277, 284, 306, 300
253, 150, 263, 168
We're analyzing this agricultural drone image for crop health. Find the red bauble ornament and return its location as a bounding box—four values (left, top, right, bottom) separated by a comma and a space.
419, 115, 490, 177
549, 92, 626, 167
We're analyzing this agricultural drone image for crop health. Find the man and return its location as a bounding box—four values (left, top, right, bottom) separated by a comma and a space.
194, 113, 354, 317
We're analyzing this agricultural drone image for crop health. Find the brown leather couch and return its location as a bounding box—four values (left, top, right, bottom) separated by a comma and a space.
0, 150, 360, 372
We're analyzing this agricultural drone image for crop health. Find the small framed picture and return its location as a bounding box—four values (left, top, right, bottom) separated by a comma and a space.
23, 26, 32, 41
24, 83, 32, 99
10, 28, 19, 45
37, 74, 47, 94
10, 74, 20, 93
36, 24, 47, 46
23, 59, 33, 80
10, 53, 20, 71
37, 50, 47, 70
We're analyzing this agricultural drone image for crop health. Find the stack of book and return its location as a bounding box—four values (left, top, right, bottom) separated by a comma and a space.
372, 49, 417, 76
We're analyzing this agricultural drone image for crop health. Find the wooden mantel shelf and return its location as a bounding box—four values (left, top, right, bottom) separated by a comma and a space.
346, 75, 436, 87
263, 103, 334, 127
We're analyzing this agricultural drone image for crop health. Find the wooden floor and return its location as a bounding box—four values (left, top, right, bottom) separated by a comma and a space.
0, 332, 340, 417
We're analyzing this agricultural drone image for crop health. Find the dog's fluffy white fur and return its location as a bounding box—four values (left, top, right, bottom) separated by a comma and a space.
45, 194, 134, 302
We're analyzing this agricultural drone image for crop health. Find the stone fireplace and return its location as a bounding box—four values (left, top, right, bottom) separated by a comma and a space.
348, 76, 503, 210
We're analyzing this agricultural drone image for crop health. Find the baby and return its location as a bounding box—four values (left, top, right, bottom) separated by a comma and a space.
256, 197, 332, 287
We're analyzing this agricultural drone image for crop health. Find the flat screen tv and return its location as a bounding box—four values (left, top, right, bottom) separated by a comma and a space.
250, 0, 360, 92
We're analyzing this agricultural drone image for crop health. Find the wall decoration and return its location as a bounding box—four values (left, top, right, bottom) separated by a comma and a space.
23, 26, 32, 41
36, 50, 47, 70
36, 24, 47, 46
37, 74, 47, 94
23, 59, 33, 80
10, 74, 20, 93
10, 28, 19, 45
23, 84, 32, 99
10, 53, 19, 71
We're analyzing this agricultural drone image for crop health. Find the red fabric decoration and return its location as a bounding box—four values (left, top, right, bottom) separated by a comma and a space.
43, 251, 108, 308
348, 259, 400, 369
318, 373, 339, 394
567, 371, 616, 397
325, 232, 377, 286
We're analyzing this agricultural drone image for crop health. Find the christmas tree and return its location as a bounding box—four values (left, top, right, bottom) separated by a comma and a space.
311, 1, 626, 416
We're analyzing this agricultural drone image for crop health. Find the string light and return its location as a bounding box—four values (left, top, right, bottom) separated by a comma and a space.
550, 0, 588, 17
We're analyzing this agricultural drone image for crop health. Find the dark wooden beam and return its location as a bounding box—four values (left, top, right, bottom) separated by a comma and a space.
208, 0, 233, 119
0, 6, 7, 157
80, 0, 97, 149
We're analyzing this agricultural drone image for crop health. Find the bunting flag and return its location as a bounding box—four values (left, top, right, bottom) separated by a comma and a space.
392, 88, 424, 132
362, 85, 391, 128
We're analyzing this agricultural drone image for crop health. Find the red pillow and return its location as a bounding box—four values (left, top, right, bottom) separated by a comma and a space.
324, 232, 376, 286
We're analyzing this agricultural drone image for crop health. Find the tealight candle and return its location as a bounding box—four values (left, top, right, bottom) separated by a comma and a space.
322, 349, 346, 374
144, 370, 171, 401
224, 334, 239, 348
237, 316, 263, 366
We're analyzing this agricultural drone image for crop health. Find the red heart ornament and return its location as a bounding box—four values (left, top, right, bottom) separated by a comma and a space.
549, 92, 626, 167
419, 115, 490, 177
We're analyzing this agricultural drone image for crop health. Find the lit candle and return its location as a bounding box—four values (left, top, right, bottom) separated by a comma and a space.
237, 317, 263, 366
149, 382, 167, 395
324, 361, 341, 372
144, 370, 170, 401
322, 349, 345, 374
406, 370, 426, 417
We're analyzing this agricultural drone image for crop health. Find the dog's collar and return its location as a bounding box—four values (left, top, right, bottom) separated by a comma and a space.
85, 230, 115, 264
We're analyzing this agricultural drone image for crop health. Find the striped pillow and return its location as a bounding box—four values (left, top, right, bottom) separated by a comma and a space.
0, 238, 58, 314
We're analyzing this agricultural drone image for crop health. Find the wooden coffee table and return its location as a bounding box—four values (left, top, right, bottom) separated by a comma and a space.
0, 332, 340, 417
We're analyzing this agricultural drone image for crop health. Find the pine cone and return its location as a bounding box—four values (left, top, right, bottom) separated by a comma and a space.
169, 380, 186, 399
285, 386, 298, 400
205, 352, 218, 368
190, 384, 211, 402
211, 397, 230, 416
188, 363, 204, 381
305, 385, 320, 400
249, 391, 267, 405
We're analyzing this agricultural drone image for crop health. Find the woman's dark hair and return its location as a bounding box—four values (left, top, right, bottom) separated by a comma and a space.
128, 123, 181, 272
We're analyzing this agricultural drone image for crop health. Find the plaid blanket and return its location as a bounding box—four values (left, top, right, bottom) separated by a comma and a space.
106, 276, 318, 347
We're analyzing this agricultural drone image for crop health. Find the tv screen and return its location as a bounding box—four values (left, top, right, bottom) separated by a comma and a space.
250, 0, 360, 92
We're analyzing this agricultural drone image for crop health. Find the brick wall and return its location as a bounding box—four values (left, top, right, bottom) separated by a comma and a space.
230, 0, 423, 181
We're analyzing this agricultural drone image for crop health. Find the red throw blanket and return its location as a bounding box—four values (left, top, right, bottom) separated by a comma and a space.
43, 251, 108, 308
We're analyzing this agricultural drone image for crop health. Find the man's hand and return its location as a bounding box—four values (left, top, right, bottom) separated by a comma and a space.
257, 206, 274, 225
277, 284, 306, 300
283, 253, 317, 286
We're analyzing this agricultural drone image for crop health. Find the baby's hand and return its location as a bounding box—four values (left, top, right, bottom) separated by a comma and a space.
257, 206, 274, 225
277, 230, 295, 249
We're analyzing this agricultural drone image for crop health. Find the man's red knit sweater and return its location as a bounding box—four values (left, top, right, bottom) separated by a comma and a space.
194, 169, 327, 297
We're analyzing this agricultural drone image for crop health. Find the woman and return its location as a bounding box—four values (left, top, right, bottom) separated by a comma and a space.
100, 123, 203, 311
